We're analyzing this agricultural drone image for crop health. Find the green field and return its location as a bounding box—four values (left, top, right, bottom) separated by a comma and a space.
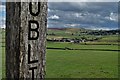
0, 29, 2, 79
46, 28, 119, 78
0, 28, 119, 78
0, 29, 5, 79
46, 42, 118, 78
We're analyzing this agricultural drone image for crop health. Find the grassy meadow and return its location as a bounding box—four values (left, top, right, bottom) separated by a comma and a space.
0, 28, 119, 78
46, 42, 118, 78
0, 29, 5, 79
46, 28, 119, 78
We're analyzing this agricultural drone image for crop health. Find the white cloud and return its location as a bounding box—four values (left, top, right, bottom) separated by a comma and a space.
110, 12, 118, 22
3, 17, 5, 21
0, 24, 5, 29
104, 12, 118, 22
0, 17, 6, 29
0, 5, 6, 12
74, 13, 83, 17
74, 12, 101, 19
65, 24, 80, 27
48, 15, 60, 20
48, 8, 51, 12
87, 26, 113, 30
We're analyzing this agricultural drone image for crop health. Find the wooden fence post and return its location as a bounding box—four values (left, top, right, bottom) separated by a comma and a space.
6, 2, 47, 80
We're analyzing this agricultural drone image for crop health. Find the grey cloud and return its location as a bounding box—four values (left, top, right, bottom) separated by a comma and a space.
48, 2, 118, 30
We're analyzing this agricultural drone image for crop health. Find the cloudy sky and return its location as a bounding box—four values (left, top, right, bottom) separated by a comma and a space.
0, 1, 119, 30
48, 2, 118, 30
0, 1, 6, 28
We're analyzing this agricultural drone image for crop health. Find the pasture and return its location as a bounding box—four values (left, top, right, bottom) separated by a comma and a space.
46, 42, 118, 78
0, 29, 5, 79
0, 28, 119, 78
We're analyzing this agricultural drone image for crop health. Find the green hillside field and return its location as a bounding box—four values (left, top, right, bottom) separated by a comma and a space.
0, 28, 119, 78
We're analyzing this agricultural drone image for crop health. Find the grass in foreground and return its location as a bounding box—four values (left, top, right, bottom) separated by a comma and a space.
1, 42, 118, 78
0, 28, 119, 78
46, 49, 118, 78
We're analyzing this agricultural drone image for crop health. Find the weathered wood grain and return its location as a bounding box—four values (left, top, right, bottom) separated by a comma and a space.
6, 2, 47, 80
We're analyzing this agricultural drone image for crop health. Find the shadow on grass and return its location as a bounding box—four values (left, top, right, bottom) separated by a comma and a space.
47, 47, 120, 52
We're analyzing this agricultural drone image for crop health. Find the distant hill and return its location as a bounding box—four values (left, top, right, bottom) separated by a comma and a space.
48, 28, 66, 31
48, 27, 88, 32
48, 27, 120, 35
